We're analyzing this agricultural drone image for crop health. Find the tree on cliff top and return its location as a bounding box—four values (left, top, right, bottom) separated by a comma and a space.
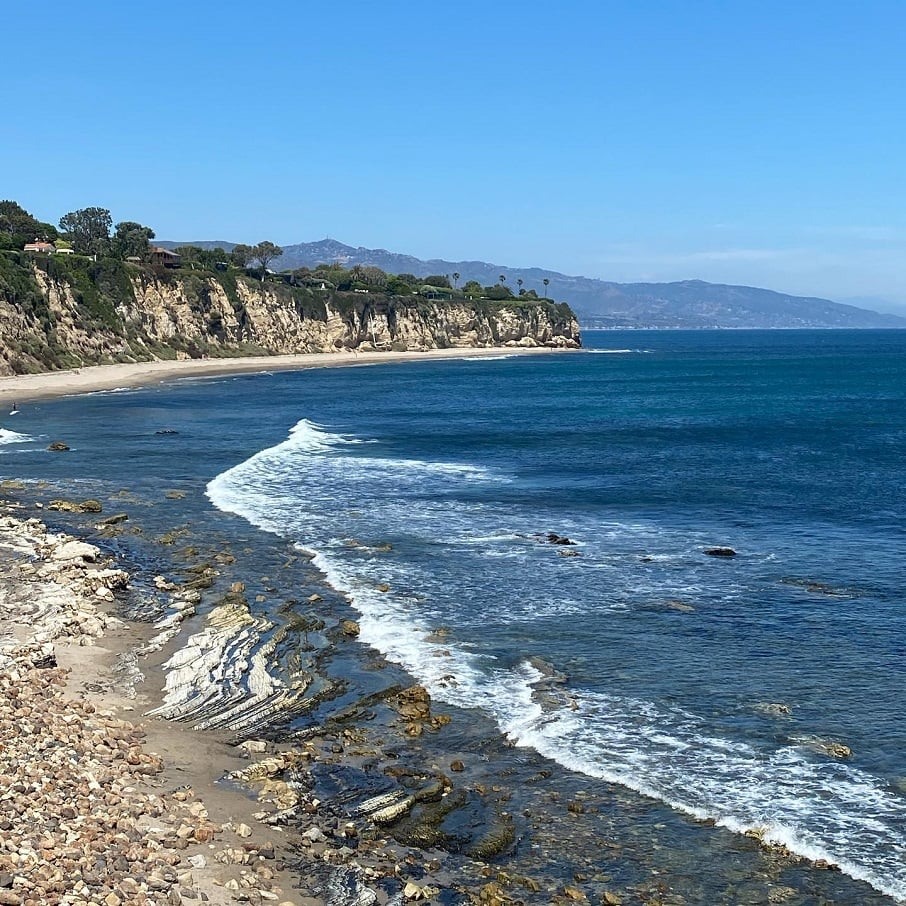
231, 244, 254, 267
253, 241, 283, 278
113, 221, 155, 261
0, 201, 58, 250
59, 207, 112, 256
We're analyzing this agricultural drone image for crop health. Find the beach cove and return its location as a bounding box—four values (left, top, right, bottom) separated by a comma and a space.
1, 333, 903, 905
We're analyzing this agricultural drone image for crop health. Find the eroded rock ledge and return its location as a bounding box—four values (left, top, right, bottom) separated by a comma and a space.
0, 514, 297, 906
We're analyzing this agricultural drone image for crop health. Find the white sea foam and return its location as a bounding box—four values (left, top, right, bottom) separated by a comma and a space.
206, 416, 906, 902
206, 418, 502, 540
585, 348, 652, 354
73, 386, 137, 397
461, 354, 516, 361
496, 685, 905, 901
306, 557, 906, 899
0, 428, 34, 447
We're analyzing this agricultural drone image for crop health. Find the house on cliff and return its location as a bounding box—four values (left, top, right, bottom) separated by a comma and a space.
150, 246, 181, 268
23, 240, 55, 254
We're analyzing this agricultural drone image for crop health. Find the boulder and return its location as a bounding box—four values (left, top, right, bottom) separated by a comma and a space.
47, 441, 70, 452
394, 685, 432, 721
704, 547, 737, 557
51, 540, 100, 562
814, 740, 852, 759
49, 498, 102, 514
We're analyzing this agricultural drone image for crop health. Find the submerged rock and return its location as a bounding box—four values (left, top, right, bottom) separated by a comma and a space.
47, 440, 70, 451
666, 600, 696, 613
799, 736, 853, 758
780, 577, 854, 597
704, 547, 737, 557
755, 702, 792, 717
98, 512, 128, 526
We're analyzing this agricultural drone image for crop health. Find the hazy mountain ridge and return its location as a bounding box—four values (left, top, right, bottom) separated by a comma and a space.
158, 239, 906, 329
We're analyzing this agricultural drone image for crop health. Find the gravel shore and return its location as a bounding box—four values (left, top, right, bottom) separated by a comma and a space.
0, 508, 299, 906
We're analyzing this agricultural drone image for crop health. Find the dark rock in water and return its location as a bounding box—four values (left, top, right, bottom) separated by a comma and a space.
557, 548, 581, 558
704, 547, 737, 557
78, 499, 103, 514
546, 533, 576, 546
98, 513, 129, 526
155, 428, 179, 435
465, 813, 516, 860
47, 441, 70, 452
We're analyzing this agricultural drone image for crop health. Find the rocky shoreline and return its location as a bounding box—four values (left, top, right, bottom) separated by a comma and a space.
0, 484, 896, 906
0, 496, 556, 905
0, 508, 302, 906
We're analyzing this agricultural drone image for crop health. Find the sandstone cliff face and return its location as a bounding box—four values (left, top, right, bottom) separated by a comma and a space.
0, 263, 581, 375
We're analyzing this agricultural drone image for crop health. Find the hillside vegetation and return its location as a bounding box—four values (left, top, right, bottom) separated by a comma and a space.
0, 202, 579, 376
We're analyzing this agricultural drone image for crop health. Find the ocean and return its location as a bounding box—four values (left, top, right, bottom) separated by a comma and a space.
2, 329, 904, 902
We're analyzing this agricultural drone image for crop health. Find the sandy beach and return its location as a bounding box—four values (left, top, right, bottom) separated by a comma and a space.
0, 346, 572, 405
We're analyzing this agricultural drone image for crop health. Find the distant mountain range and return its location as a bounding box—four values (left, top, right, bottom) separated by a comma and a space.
158, 239, 906, 329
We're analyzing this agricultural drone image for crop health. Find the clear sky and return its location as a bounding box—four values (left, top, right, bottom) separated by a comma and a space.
4, 1, 906, 309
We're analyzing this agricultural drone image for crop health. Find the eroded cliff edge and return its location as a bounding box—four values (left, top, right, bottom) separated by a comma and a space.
0, 255, 581, 375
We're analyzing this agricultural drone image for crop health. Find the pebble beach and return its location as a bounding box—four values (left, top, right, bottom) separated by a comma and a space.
0, 508, 303, 906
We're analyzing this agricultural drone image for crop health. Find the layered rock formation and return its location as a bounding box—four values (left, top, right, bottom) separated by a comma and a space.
0, 256, 581, 375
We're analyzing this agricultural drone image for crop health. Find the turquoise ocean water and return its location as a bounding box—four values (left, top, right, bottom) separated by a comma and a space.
2, 330, 904, 900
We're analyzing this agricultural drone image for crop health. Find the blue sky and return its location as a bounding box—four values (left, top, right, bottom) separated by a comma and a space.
4, 1, 906, 308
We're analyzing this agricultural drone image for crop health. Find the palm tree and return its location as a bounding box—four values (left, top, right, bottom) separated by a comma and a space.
517, 278, 524, 294
452, 272, 460, 289
542, 278, 550, 298
499, 274, 506, 285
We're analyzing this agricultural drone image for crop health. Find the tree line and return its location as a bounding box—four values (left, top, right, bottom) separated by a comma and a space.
0, 201, 283, 275
1, 200, 556, 301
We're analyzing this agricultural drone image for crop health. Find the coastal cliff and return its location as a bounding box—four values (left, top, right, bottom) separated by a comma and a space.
0, 254, 580, 375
